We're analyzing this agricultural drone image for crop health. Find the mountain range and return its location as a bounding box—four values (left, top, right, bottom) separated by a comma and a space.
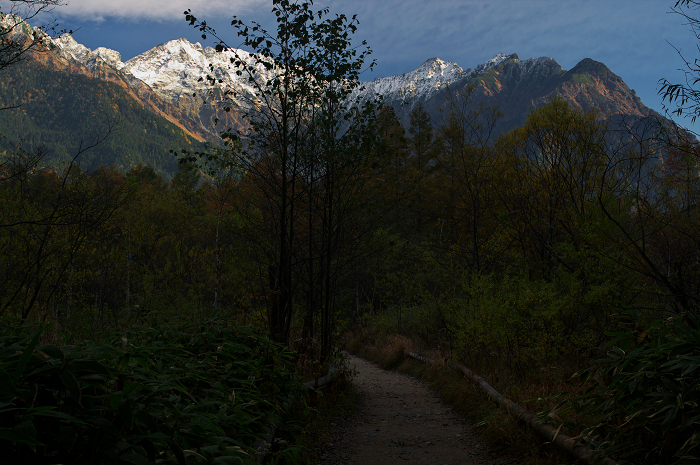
0, 13, 664, 173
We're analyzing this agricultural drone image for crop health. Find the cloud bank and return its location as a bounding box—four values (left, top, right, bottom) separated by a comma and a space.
55, 0, 267, 22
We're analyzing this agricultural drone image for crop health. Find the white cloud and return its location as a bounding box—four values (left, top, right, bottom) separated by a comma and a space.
55, 0, 267, 22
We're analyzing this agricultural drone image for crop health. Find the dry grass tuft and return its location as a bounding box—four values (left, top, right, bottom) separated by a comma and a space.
376, 334, 413, 369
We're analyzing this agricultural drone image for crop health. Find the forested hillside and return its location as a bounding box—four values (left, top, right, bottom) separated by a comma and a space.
0, 51, 207, 176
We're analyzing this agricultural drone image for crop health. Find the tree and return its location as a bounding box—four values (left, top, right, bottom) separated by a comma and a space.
0, 0, 64, 74
434, 87, 503, 278
659, 1, 700, 126
407, 102, 435, 231
0, 162, 125, 324
376, 105, 410, 230
184, 0, 380, 352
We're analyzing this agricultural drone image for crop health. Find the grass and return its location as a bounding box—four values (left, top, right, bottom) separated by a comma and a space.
569, 73, 595, 85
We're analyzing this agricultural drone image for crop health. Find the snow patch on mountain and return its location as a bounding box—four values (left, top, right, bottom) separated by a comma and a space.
0, 12, 41, 39
53, 33, 125, 70
120, 38, 276, 106
361, 57, 466, 102
353, 52, 520, 107
45, 30, 534, 115
474, 52, 511, 74
0, 14, 125, 71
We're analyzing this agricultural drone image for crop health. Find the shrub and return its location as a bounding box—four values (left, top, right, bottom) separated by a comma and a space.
0, 319, 305, 464
550, 314, 700, 464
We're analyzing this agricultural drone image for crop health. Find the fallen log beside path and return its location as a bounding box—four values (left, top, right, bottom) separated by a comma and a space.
407, 352, 616, 465
304, 364, 337, 390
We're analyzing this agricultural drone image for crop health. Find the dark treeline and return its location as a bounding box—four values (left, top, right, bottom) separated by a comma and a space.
2, 90, 696, 365
364, 94, 698, 364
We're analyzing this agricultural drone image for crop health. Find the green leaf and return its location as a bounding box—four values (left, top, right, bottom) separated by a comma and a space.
13, 420, 40, 446
14, 330, 41, 385
0, 424, 41, 446
200, 444, 219, 456
167, 439, 188, 465
212, 456, 244, 465
183, 449, 207, 460
120, 453, 153, 465
88, 417, 122, 438
118, 398, 134, 428
59, 370, 82, 404
38, 344, 64, 360
0, 368, 15, 396
661, 405, 679, 434
137, 438, 157, 462
58, 425, 78, 452
33, 408, 87, 426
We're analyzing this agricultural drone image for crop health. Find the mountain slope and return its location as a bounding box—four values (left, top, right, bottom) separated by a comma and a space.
0, 53, 207, 175
52, 34, 264, 140
0, 13, 234, 144
0, 14, 210, 176
363, 53, 656, 133
50, 29, 659, 137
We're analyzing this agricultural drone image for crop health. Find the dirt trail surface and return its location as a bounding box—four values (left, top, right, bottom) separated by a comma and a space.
318, 355, 517, 465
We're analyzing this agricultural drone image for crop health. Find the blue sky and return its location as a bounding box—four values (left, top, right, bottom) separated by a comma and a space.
11, 0, 700, 129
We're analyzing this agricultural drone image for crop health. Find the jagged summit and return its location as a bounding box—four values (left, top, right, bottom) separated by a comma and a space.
414, 58, 465, 79
0, 12, 37, 38
53, 33, 124, 70
473, 52, 516, 74
121, 38, 276, 105
566, 58, 613, 77
358, 53, 522, 106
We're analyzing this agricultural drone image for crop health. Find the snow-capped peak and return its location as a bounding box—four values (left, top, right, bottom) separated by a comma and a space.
414, 57, 464, 80
359, 57, 469, 103
0, 12, 40, 38
52, 33, 124, 70
121, 37, 273, 105
474, 53, 513, 74
353, 53, 519, 106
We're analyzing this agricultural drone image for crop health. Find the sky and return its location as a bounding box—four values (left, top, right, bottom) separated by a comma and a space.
7, 0, 700, 129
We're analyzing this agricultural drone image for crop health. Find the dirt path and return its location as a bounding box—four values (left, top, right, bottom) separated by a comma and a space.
318, 355, 517, 465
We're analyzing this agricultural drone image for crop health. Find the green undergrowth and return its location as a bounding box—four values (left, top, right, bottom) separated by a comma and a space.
546, 314, 700, 465
271, 355, 359, 465
0, 318, 306, 465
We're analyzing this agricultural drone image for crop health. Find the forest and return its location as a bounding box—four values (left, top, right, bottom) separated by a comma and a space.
2, 0, 700, 464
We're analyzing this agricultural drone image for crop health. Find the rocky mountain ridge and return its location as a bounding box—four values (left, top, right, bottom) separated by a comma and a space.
1, 12, 662, 143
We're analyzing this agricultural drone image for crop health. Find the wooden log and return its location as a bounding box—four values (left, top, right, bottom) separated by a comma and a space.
455, 363, 616, 465
304, 364, 337, 390
407, 351, 615, 465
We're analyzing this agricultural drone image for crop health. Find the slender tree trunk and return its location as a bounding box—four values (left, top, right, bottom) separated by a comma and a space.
214, 207, 221, 311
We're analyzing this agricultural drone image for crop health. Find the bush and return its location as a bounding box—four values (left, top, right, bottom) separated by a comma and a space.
550, 314, 700, 464
0, 319, 305, 464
